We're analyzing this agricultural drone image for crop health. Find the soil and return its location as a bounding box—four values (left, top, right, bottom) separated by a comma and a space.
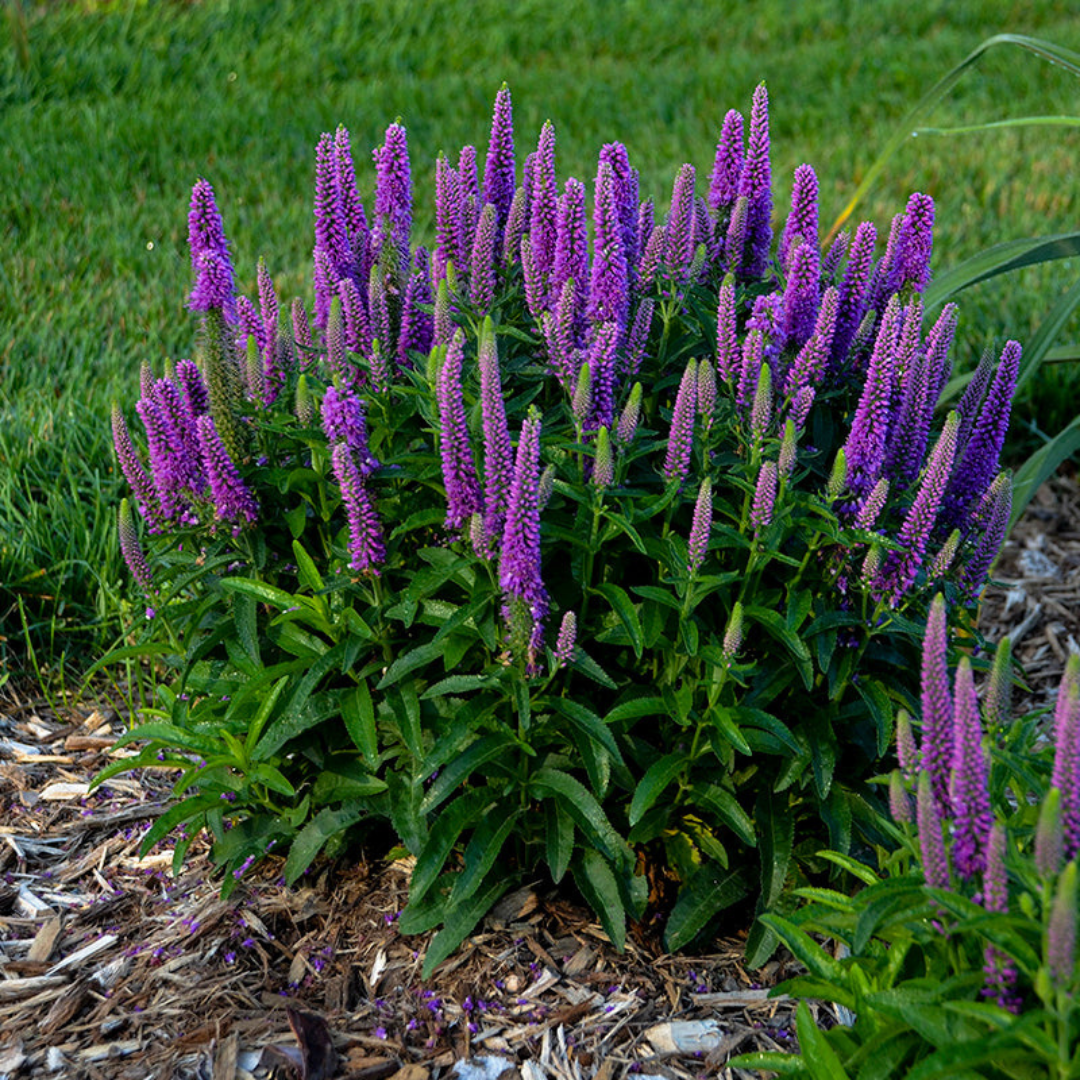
1, 474, 1076, 1080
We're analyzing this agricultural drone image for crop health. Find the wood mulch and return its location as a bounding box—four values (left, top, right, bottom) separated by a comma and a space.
1, 473, 1076, 1080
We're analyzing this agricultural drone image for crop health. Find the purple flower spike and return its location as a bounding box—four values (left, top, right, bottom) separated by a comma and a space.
889, 772, 912, 825
314, 133, 351, 284
457, 145, 479, 273
688, 477, 713, 574
958, 472, 1011, 601
779, 164, 819, 275
1047, 861, 1077, 990
841, 296, 901, 501
339, 277, 372, 362
437, 330, 484, 532
587, 321, 620, 433
470, 203, 499, 314
554, 611, 577, 667
879, 411, 959, 604
196, 414, 258, 526
897, 192, 934, 294
625, 298, 654, 379
1052, 656, 1080, 860
1036, 788, 1064, 881
955, 348, 996, 453
521, 234, 546, 321
502, 185, 528, 266
257, 260, 282, 403
599, 142, 640, 273
552, 177, 588, 326
921, 593, 953, 819
736, 329, 764, 411
784, 286, 838, 399
780, 241, 820, 351
637, 223, 665, 291
374, 122, 412, 256
950, 657, 993, 881
708, 109, 745, 215
398, 252, 434, 365
916, 770, 950, 891
187, 178, 235, 317
664, 164, 697, 282
113, 404, 164, 531
750, 460, 778, 534
831, 221, 877, 369
716, 279, 740, 383
854, 477, 889, 531
821, 231, 849, 282
434, 154, 459, 283
724, 195, 749, 275
500, 409, 548, 657
483, 84, 516, 230
530, 121, 559, 282
750, 363, 772, 443
736, 83, 772, 278
662, 358, 698, 485
322, 385, 378, 474
942, 340, 1021, 531
722, 602, 744, 661
331, 442, 385, 574
896, 709, 919, 783
335, 126, 368, 276
119, 498, 154, 594
588, 160, 629, 330
924, 303, 958, 405
981, 823, 1018, 1011
479, 320, 514, 553
545, 278, 578, 387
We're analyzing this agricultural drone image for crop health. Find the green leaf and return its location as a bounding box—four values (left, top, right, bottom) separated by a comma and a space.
795, 1001, 851, 1080
630, 584, 683, 612
244, 675, 289, 755
219, 576, 298, 610
737, 707, 802, 756
760, 915, 856, 1009
137, 793, 221, 856
112, 722, 220, 755
420, 673, 497, 699
572, 850, 626, 951
232, 590, 260, 667
310, 765, 387, 805
410, 789, 493, 904
376, 641, 445, 689
855, 679, 895, 758
285, 806, 365, 884
664, 865, 749, 952
291, 539, 325, 593
545, 800, 574, 883
593, 583, 644, 659
420, 733, 518, 813
422, 873, 512, 978
342, 680, 378, 764
602, 695, 669, 725
529, 768, 629, 866
629, 752, 690, 826
547, 698, 622, 763
1012, 416, 1080, 532
757, 790, 794, 909
568, 647, 619, 689
745, 605, 813, 690
449, 809, 521, 906
688, 783, 756, 846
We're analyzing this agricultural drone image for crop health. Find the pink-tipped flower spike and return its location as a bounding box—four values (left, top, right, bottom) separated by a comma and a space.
942, 340, 1021, 531
434, 154, 459, 283
688, 477, 713, 575
736, 329, 764, 411
697, 359, 717, 431
780, 240, 821, 352
469, 203, 499, 314
916, 769, 951, 891
530, 121, 559, 282
552, 177, 588, 328
483, 84, 516, 231
830, 220, 876, 369
854, 477, 889, 530
921, 593, 953, 819
927, 528, 962, 581
790, 384, 816, 431
501, 185, 528, 266
889, 771, 912, 826
187, 178, 236, 318
879, 411, 959, 604
331, 441, 385, 574
479, 320, 514, 554
896, 708, 919, 783
662, 358, 698, 486
750, 362, 772, 444
1035, 787, 1064, 880
897, 192, 934, 294
981, 822, 1019, 1011
750, 460, 778, 534
436, 330, 484, 531
983, 636, 1013, 735
196, 414, 258, 526
958, 471, 1012, 601
616, 382, 643, 446
1047, 860, 1078, 991
722, 601, 744, 662
708, 109, 744, 215
112, 404, 164, 531
554, 611, 577, 668
716, 278, 740, 383
779, 163, 819, 275
373, 121, 412, 258
118, 497, 154, 595
664, 163, 697, 283
1052, 655, 1080, 860
588, 159, 630, 330
950, 656, 993, 881
821, 231, 849, 282
257, 259, 282, 404
736, 83, 772, 278
592, 426, 614, 490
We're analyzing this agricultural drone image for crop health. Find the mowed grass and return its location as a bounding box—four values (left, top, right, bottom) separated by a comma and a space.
1, 0, 1079, 673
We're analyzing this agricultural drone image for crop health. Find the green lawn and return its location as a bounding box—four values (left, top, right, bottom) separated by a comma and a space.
2, 0, 1078, 674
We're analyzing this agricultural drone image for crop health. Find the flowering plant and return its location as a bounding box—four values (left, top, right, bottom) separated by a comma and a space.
97, 85, 1019, 971
732, 610, 1080, 1079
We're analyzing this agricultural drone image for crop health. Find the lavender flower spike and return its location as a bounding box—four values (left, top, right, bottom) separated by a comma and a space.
331, 441, 385, 574
664, 164, 697, 282
552, 177, 588, 323
722, 601, 744, 661
1047, 860, 1078, 991
374, 122, 412, 256
780, 240, 820, 352
708, 109, 744, 215
112, 404, 163, 531
436, 332, 483, 532
118, 497, 154, 594
470, 203, 499, 314
916, 770, 950, 890
779, 163, 819, 275
896, 192, 934, 294
662, 358, 698, 486
896, 709, 919, 783
736, 83, 772, 278
1052, 655, 1080, 860
716, 278, 740, 383
554, 611, 577, 667
688, 477, 713, 574
588, 159, 629, 330
950, 656, 993, 881
196, 414, 258, 526
187, 178, 235, 317
530, 121, 559, 281
750, 460, 778, 534
830, 220, 877, 369
981, 823, 1018, 1011
921, 592, 953, 819
958, 470, 1012, 601
483, 84, 516, 230
479, 318, 514, 553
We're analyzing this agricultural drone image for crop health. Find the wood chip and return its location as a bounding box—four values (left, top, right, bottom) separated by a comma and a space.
27, 915, 62, 963
45, 934, 117, 975
38, 782, 91, 801
0, 975, 69, 1001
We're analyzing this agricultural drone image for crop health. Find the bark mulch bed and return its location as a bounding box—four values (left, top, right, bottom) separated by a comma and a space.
1, 473, 1076, 1080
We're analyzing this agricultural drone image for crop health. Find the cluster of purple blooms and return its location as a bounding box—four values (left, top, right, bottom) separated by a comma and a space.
892, 597, 1080, 1010
115, 83, 1018, 668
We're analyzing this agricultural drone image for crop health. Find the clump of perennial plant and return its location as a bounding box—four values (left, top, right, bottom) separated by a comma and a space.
733, 620, 1080, 1080
103, 84, 1020, 971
